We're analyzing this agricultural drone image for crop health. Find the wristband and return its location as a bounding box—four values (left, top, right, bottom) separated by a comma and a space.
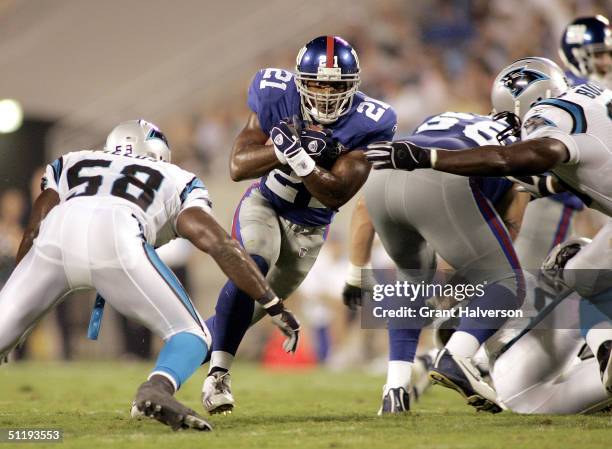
430, 149, 438, 169
545, 176, 558, 195
286, 148, 316, 177
256, 290, 279, 307
256, 291, 283, 315
274, 146, 288, 165
346, 262, 372, 288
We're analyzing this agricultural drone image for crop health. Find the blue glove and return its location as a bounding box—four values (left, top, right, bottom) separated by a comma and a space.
270, 120, 302, 159
299, 128, 338, 157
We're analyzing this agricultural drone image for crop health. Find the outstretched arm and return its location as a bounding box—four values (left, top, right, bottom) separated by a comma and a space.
342, 197, 376, 310
366, 137, 570, 177
176, 207, 300, 352
432, 138, 569, 177
177, 207, 272, 300
16, 189, 59, 264
348, 197, 375, 266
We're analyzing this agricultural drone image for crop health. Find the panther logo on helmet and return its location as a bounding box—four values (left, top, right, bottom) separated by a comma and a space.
105, 119, 171, 163
500, 68, 550, 98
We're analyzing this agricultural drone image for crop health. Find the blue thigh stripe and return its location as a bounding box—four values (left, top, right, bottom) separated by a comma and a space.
142, 242, 203, 330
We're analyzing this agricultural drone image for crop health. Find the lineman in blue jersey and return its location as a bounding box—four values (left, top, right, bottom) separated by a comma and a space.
348, 111, 528, 414
202, 36, 397, 414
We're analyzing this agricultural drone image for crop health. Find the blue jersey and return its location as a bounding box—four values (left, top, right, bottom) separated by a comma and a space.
247, 68, 397, 226
407, 112, 583, 210
565, 70, 588, 87
407, 112, 514, 205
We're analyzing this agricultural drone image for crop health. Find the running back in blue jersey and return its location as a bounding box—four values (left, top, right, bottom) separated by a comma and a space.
247, 68, 397, 226
407, 112, 515, 205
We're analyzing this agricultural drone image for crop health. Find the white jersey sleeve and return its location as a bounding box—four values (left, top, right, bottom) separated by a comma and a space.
521, 102, 580, 164
521, 84, 612, 216
163, 163, 213, 234
42, 156, 64, 192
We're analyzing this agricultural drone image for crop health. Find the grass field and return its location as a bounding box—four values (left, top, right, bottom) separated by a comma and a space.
0, 361, 610, 449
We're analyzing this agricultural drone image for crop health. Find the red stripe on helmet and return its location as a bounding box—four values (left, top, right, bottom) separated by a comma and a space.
326, 35, 334, 68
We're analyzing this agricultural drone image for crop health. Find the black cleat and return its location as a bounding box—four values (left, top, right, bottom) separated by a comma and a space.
429, 348, 503, 413
377, 386, 410, 415
132, 377, 212, 431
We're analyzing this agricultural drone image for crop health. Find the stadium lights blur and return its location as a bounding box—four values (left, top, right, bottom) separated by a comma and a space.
0, 99, 24, 133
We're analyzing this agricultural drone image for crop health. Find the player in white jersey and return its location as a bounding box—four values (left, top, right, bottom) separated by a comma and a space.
0, 120, 299, 431
364, 57, 612, 398
433, 238, 612, 414
485, 238, 612, 414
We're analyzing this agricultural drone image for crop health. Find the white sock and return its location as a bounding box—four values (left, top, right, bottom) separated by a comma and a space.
586, 322, 612, 357
210, 351, 235, 372
445, 331, 481, 358
386, 360, 413, 389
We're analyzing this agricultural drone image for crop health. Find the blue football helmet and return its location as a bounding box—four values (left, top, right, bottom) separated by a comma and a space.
559, 15, 612, 87
295, 36, 361, 124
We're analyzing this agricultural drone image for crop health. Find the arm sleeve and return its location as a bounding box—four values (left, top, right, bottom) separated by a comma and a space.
357, 107, 398, 147
247, 70, 274, 135
179, 177, 212, 214
172, 174, 213, 234
521, 105, 580, 164
42, 156, 64, 192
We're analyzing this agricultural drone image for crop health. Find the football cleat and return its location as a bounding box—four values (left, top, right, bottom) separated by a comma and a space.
596, 340, 612, 394
429, 348, 504, 413
377, 385, 410, 415
202, 371, 235, 415
132, 377, 212, 431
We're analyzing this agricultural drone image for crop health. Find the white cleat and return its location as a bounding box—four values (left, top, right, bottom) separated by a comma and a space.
202, 371, 235, 415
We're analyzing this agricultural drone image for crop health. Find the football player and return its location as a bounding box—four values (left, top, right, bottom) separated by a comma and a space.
202, 35, 397, 414
487, 238, 612, 414
560, 15, 612, 89
365, 56, 612, 398
345, 107, 530, 413
514, 15, 612, 269
0, 120, 299, 431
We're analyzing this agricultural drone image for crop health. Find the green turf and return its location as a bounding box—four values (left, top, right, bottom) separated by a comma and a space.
0, 361, 610, 449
